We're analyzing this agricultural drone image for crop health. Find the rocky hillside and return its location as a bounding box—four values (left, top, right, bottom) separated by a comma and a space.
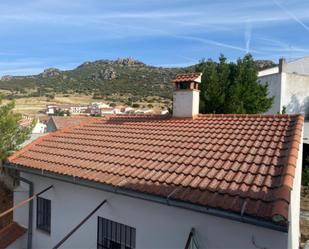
0, 58, 275, 99
254, 60, 277, 70
0, 58, 191, 99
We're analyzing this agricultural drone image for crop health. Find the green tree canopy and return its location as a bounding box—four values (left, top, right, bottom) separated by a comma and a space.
0, 96, 32, 162
196, 54, 274, 114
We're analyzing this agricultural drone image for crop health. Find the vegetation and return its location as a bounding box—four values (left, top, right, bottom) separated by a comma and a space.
0, 58, 191, 100
303, 167, 309, 186
0, 96, 32, 162
0, 57, 275, 102
196, 54, 274, 114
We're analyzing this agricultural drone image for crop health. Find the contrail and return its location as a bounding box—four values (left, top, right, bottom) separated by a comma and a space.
245, 21, 252, 54
273, 0, 309, 33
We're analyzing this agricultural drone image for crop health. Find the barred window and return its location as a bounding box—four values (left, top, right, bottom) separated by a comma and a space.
97, 217, 136, 249
37, 197, 51, 233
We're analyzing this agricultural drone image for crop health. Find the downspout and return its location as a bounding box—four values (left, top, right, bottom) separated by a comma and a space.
12, 175, 34, 249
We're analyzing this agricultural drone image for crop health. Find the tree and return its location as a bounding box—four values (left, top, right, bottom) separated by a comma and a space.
0, 96, 32, 162
197, 54, 273, 114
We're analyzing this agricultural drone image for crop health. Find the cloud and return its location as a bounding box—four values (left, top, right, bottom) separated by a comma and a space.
1, 0, 309, 75
272, 0, 309, 33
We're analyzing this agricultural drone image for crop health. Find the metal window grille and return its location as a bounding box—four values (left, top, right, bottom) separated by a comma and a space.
37, 197, 51, 233
184, 228, 199, 249
97, 217, 136, 249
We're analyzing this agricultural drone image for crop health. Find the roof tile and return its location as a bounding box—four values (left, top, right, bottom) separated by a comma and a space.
8, 114, 304, 225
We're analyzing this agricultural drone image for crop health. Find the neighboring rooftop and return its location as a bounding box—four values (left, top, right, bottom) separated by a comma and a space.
18, 115, 33, 128
8, 114, 304, 227
0, 222, 27, 249
47, 116, 99, 131
258, 56, 309, 77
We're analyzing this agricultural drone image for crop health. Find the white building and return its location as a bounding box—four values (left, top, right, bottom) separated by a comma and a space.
2, 73, 304, 249
258, 57, 309, 115
70, 105, 88, 115
45, 105, 56, 115
31, 120, 46, 134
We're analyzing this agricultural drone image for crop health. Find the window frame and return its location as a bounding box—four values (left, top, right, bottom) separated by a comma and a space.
97, 217, 136, 249
36, 197, 51, 234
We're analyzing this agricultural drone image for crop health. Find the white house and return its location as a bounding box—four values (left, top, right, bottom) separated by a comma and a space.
2, 73, 304, 249
31, 120, 46, 134
69, 105, 88, 115
46, 105, 56, 115
258, 57, 309, 115
100, 107, 115, 115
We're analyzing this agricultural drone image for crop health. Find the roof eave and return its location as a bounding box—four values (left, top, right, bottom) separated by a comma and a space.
4, 162, 288, 233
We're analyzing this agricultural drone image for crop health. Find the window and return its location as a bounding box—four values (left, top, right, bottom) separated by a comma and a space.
37, 197, 51, 233
97, 217, 136, 249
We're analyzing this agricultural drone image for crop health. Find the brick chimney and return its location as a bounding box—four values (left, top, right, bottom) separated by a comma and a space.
172, 73, 202, 118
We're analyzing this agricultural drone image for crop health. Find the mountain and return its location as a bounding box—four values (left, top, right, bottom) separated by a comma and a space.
0, 58, 275, 99
0, 58, 192, 99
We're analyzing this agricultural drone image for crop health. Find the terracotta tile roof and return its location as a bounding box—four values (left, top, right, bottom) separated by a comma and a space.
0, 222, 27, 249
48, 116, 99, 131
18, 115, 33, 128
8, 114, 303, 225
173, 73, 202, 83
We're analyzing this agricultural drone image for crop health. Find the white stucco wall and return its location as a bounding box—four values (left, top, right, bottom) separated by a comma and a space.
32, 121, 46, 134
282, 73, 309, 115
173, 90, 199, 117
303, 122, 309, 144
258, 67, 279, 77
6, 234, 27, 249
288, 125, 304, 249
258, 72, 282, 114
285, 57, 309, 75
13, 172, 288, 249
258, 71, 309, 116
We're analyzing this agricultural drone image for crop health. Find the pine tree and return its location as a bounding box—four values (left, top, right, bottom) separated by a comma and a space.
197, 54, 273, 114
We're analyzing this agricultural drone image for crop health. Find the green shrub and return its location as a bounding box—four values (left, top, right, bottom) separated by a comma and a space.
302, 167, 309, 186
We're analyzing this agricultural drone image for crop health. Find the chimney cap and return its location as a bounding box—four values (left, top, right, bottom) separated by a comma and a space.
173, 73, 202, 83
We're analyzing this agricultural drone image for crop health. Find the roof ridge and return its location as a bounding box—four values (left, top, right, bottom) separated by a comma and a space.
270, 114, 304, 222
55, 116, 103, 132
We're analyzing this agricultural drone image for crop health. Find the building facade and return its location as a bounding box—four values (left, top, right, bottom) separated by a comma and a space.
12, 171, 289, 249
258, 57, 309, 115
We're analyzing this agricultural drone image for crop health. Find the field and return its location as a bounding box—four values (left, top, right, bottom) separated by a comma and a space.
2, 94, 95, 116
1, 94, 171, 116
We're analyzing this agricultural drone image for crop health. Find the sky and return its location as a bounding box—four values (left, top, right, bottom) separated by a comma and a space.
0, 0, 309, 76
